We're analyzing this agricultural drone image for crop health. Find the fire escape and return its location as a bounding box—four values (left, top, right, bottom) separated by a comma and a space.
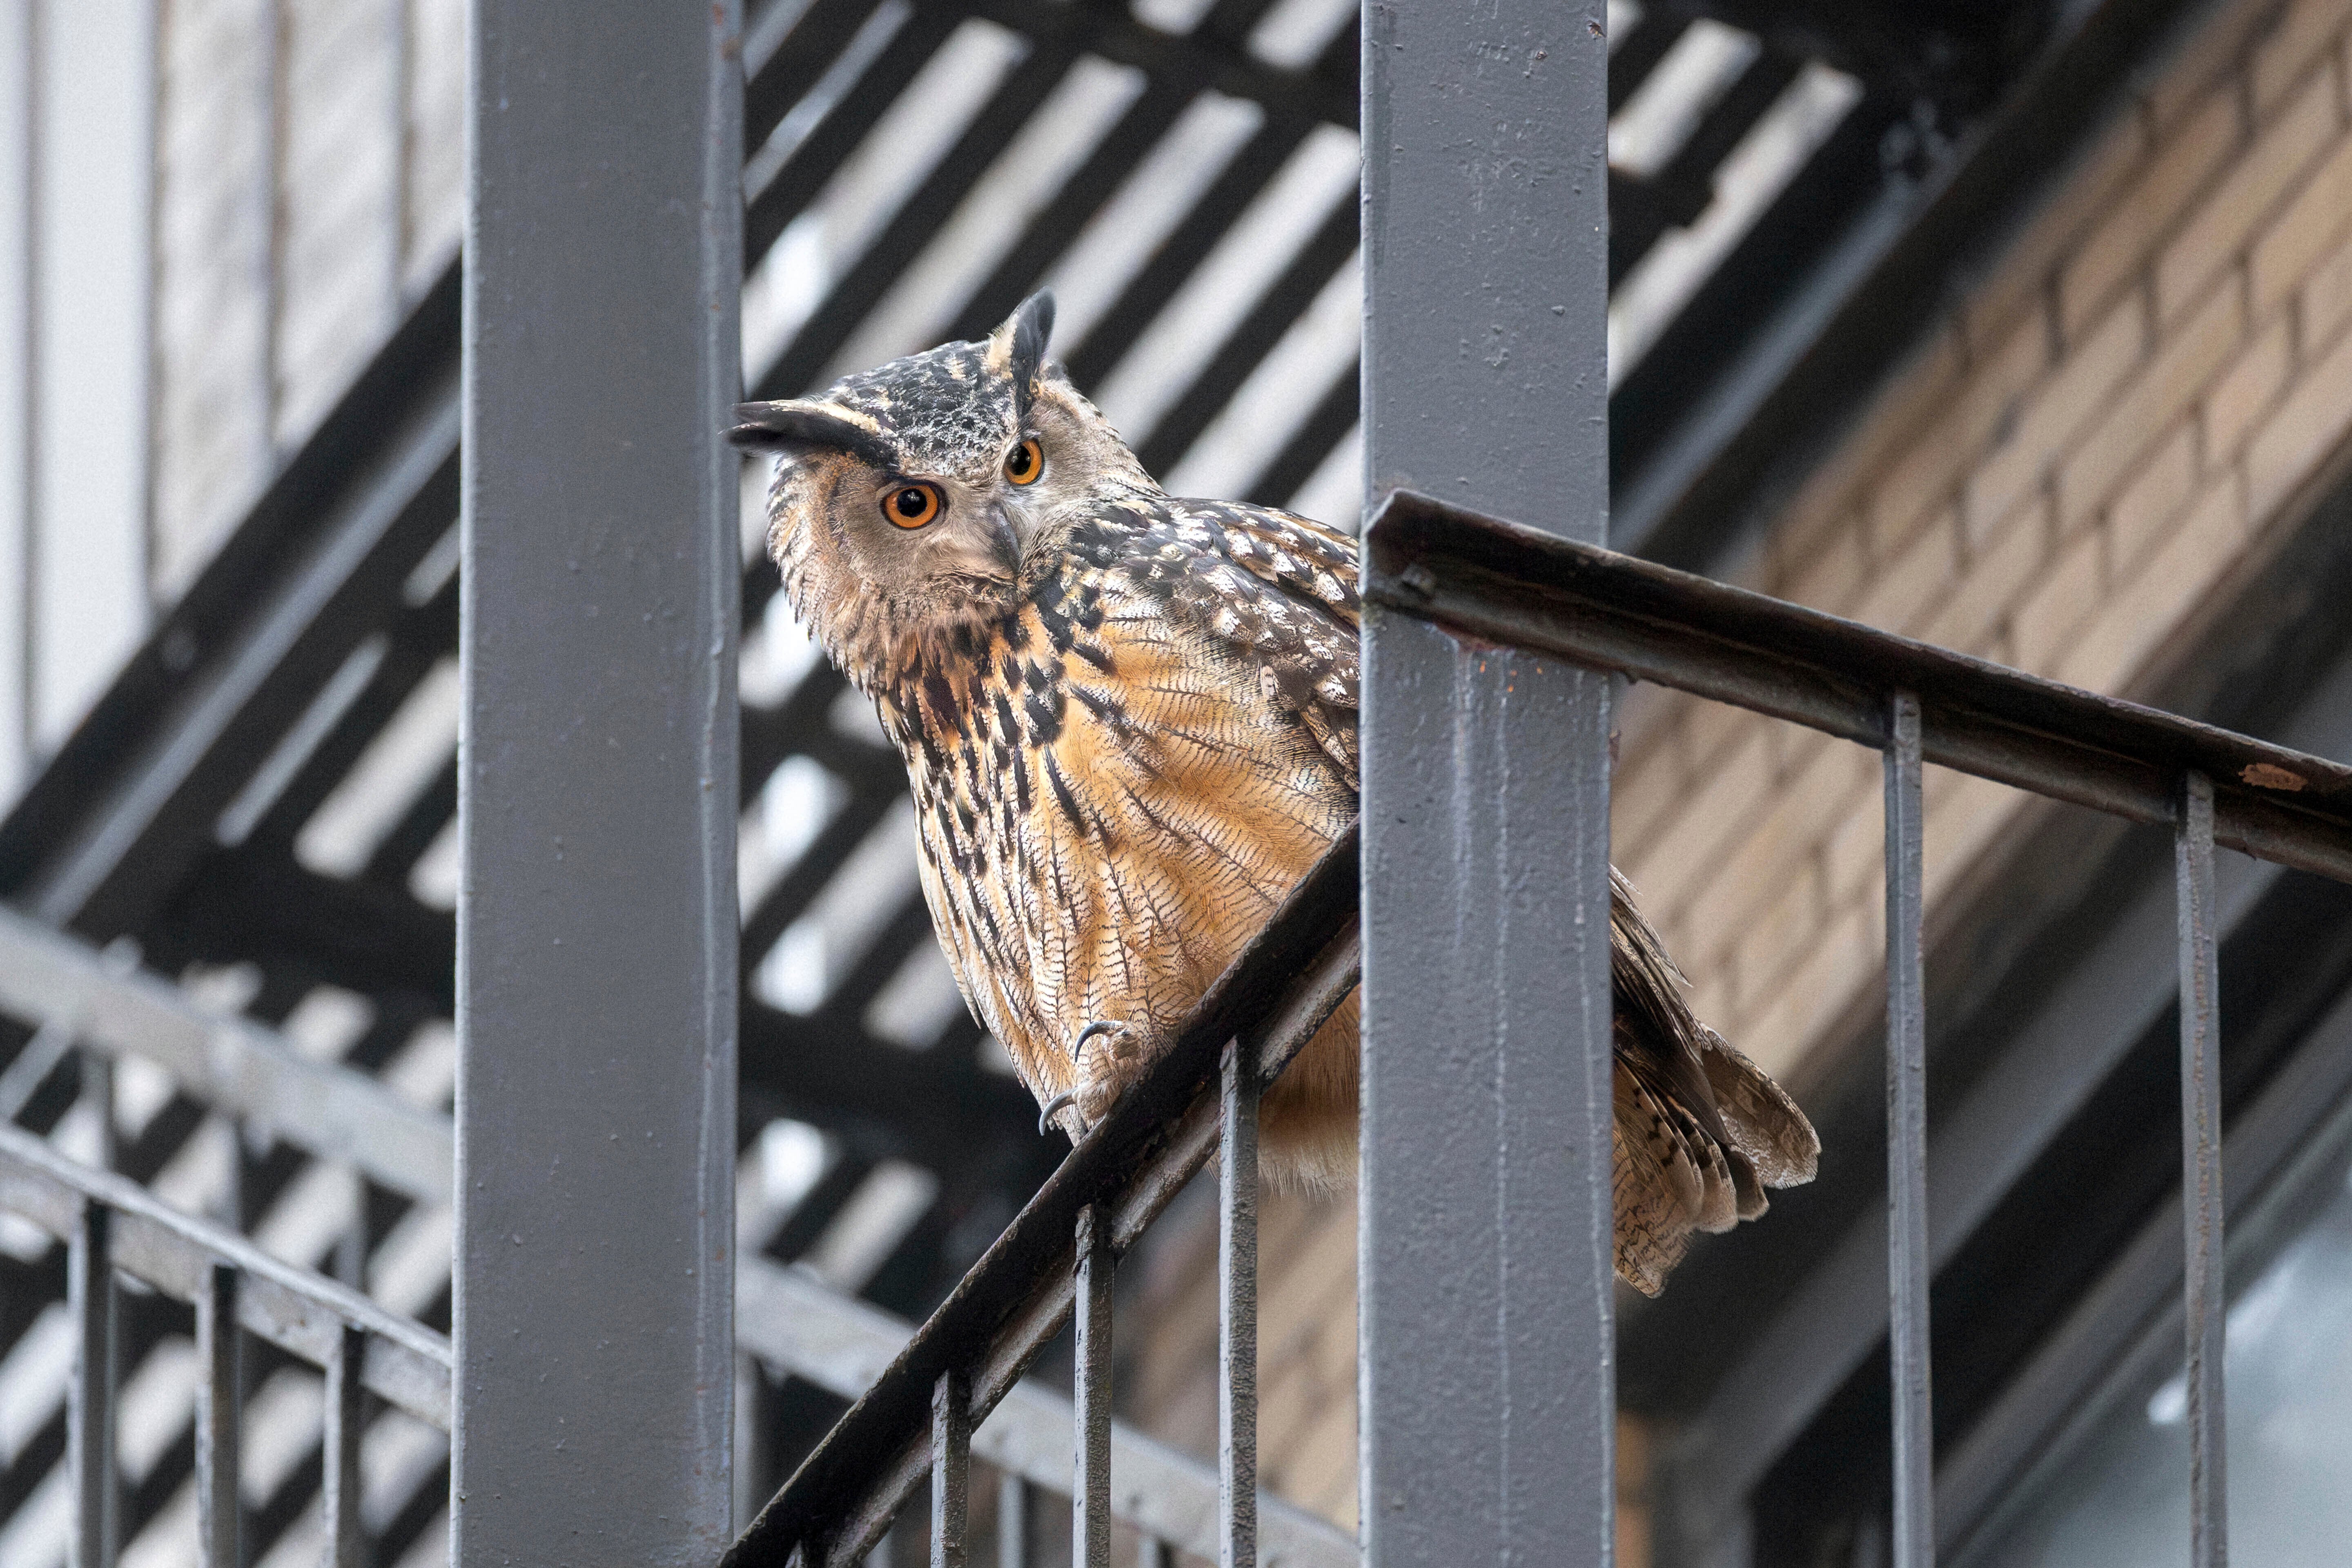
0, 0, 2301, 1565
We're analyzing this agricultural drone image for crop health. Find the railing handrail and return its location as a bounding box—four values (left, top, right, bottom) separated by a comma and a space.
723, 826, 1362, 1566
1361, 487, 2352, 1568
0, 903, 453, 1202
738, 1256, 1358, 1568
0, 1119, 453, 1427
1365, 490, 2352, 882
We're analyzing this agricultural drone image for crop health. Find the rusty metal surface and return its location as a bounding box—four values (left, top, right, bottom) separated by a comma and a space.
1366, 492, 2352, 884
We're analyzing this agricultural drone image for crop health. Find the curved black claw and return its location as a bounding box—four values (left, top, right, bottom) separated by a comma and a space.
1038, 1088, 1082, 1138
1070, 1019, 1119, 1064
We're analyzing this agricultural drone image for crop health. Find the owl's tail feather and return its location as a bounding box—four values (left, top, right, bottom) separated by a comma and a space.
1607, 870, 1821, 1296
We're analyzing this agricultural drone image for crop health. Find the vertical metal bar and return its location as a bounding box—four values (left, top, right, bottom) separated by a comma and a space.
2178, 770, 2227, 1568
1073, 1205, 1113, 1568
455, 2, 741, 1563
996, 1471, 1029, 1568
1883, 693, 1933, 1568
323, 1323, 366, 1568
1147, 1541, 1178, 1568
194, 1263, 240, 1568
83, 1049, 116, 1169
1218, 1037, 1258, 1568
67, 1200, 114, 1568
932, 1370, 970, 1568
1357, 0, 1613, 1562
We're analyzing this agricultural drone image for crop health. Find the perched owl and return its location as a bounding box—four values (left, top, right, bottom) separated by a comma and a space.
730, 294, 1817, 1294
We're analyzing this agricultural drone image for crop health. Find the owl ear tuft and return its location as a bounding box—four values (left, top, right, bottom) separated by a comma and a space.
728, 400, 900, 471
999, 291, 1056, 416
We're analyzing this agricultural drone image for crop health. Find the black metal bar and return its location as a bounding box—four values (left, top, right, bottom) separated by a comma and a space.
996, 1472, 1029, 1568
745, 0, 888, 154
1613, 0, 2199, 569
1938, 924, 2352, 1562
457, 3, 741, 1562
0, 265, 459, 908
1358, 1, 1615, 1562
1218, 1037, 1257, 1568
2177, 770, 2226, 1568
67, 1199, 116, 1568
762, 45, 1082, 398
719, 832, 1358, 1566
1059, 117, 1314, 389
1607, 49, 1804, 287
931, 0, 1353, 129
1608, 13, 1686, 113
1883, 693, 1932, 1568
743, 10, 962, 283
946, 79, 1196, 339
28, 392, 458, 938
1073, 1204, 1113, 1568
194, 1262, 241, 1568
1132, 196, 1356, 475
1244, 366, 1355, 514
930, 1370, 970, 1568
737, 1245, 1360, 1566
324, 1323, 367, 1568
1364, 493, 2352, 884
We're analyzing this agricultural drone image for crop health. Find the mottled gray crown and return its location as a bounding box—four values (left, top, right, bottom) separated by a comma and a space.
820, 340, 1022, 476
729, 293, 1056, 479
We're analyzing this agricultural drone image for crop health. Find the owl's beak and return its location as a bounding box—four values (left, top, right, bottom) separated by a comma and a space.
986, 502, 1022, 576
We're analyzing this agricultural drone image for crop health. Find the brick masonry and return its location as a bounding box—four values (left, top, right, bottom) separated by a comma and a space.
1126, 0, 2352, 1553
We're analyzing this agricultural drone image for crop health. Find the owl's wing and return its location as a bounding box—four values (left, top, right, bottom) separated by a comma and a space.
1156, 499, 1361, 791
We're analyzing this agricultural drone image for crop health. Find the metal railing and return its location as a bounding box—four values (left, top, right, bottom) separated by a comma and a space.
718, 483, 2352, 1568
723, 828, 1360, 1566
0, 901, 1334, 1568
0, 1120, 452, 1568
0, 912, 459, 1568
738, 1257, 1356, 1567
1363, 490, 2352, 1568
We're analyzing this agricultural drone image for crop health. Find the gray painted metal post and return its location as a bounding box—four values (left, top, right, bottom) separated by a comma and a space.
1884, 695, 1932, 1568
1358, 0, 1615, 1564
456, 4, 742, 1564
2177, 772, 2226, 1568
1220, 1035, 1260, 1568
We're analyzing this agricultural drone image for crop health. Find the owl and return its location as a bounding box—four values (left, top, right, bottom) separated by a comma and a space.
730, 294, 1817, 1294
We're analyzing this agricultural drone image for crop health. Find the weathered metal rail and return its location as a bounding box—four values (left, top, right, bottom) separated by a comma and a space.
1364, 492, 2352, 881
722, 826, 1360, 1567
0, 1121, 453, 1568
1362, 488, 2352, 1568
737, 1257, 1359, 1568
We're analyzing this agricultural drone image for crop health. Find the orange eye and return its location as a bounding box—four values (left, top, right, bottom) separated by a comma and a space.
882, 482, 943, 529
1004, 438, 1044, 486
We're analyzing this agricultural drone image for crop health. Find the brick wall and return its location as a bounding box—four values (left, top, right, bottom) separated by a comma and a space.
1617, 0, 2352, 1088
1125, 0, 2352, 1553
151, 0, 461, 599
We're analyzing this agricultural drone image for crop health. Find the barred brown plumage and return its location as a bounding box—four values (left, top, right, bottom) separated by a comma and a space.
729, 294, 1818, 1295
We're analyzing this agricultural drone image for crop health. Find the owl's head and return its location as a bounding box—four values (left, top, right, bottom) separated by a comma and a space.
729, 293, 1151, 689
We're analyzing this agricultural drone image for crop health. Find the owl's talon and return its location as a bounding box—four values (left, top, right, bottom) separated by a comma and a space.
1038, 1088, 1082, 1138
1071, 1019, 1119, 1065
